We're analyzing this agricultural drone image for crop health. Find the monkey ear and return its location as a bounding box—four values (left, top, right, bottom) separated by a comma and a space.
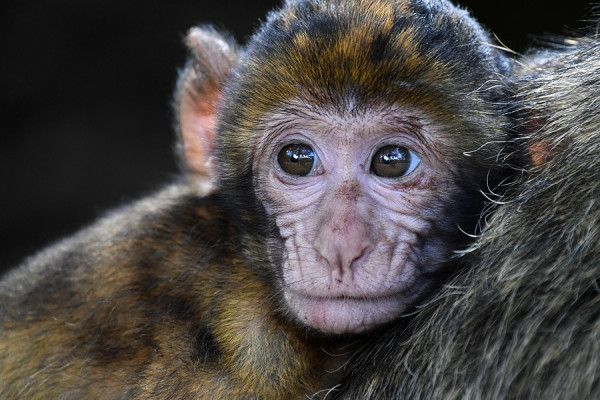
522, 113, 554, 167
528, 138, 554, 167
175, 26, 238, 195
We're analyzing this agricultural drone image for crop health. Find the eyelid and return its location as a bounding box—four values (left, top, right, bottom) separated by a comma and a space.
369, 135, 419, 156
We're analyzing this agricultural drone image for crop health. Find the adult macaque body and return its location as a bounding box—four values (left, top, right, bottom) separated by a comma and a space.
0, 0, 514, 398
333, 34, 600, 400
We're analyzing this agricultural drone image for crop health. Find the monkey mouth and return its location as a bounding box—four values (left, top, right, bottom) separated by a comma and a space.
284, 290, 407, 334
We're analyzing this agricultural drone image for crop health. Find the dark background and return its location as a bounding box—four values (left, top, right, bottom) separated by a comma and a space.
0, 0, 594, 274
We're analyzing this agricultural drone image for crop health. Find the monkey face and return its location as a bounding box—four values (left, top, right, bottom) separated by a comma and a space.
214, 0, 513, 335
251, 102, 464, 333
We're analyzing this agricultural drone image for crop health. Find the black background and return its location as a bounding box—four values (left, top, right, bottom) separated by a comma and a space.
0, 1, 594, 273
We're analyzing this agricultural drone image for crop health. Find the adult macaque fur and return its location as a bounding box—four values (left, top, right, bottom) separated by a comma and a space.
332, 34, 600, 400
1, 0, 517, 398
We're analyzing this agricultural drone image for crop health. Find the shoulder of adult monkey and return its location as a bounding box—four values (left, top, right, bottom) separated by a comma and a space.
332, 32, 600, 400
0, 27, 346, 400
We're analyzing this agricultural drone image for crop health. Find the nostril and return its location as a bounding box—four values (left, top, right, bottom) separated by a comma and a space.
349, 245, 370, 271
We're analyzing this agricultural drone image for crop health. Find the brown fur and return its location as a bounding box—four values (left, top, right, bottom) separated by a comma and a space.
0, 186, 347, 399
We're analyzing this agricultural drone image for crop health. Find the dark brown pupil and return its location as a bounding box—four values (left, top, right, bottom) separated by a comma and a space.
371, 145, 411, 178
277, 144, 315, 176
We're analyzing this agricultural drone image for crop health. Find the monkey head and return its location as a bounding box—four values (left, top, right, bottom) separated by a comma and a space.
176, 0, 514, 334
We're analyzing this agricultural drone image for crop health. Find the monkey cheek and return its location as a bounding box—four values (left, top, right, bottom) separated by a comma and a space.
284, 290, 407, 334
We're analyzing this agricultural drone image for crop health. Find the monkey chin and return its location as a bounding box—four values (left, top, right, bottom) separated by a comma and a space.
284, 290, 407, 334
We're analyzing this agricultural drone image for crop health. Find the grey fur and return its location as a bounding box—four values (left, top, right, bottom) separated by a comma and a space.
333, 35, 600, 400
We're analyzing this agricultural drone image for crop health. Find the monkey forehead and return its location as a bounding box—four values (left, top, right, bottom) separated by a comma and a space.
225, 0, 509, 118
256, 100, 432, 143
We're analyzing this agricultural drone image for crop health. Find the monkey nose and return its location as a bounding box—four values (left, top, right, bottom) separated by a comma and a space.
315, 226, 372, 275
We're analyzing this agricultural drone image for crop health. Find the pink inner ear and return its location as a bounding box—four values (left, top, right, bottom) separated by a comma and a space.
182, 112, 216, 174
179, 89, 220, 193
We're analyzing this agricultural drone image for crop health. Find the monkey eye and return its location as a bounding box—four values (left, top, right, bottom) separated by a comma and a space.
277, 143, 317, 176
370, 145, 420, 178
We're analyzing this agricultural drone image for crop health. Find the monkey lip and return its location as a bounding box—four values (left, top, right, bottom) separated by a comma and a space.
285, 290, 407, 334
